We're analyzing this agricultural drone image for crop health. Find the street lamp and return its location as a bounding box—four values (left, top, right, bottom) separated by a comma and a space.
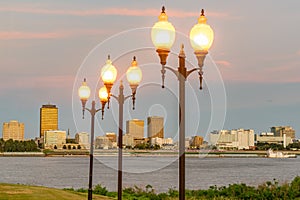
101, 56, 142, 200
78, 78, 108, 200
151, 7, 214, 200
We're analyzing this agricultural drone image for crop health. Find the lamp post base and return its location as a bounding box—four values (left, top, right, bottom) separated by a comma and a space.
88, 189, 92, 200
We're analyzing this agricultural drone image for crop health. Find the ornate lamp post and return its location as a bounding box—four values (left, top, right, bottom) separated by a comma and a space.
101, 56, 142, 200
151, 7, 214, 200
78, 79, 108, 200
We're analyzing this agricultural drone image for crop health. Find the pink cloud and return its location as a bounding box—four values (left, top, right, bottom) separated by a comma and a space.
0, 29, 106, 40
32, 75, 75, 88
217, 58, 300, 83
0, 75, 75, 91
0, 31, 67, 40
268, 65, 295, 72
223, 68, 300, 83
215, 60, 232, 68
0, 6, 228, 18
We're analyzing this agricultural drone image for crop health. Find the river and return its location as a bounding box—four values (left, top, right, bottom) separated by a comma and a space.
0, 156, 299, 192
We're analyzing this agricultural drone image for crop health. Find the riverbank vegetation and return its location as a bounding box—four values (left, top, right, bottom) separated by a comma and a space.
256, 142, 300, 151
65, 176, 300, 200
0, 139, 39, 152
1, 177, 299, 199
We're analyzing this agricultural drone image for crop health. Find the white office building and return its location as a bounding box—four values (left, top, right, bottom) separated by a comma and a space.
209, 129, 255, 150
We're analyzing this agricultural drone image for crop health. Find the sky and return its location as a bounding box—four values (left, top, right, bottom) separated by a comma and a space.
0, 0, 299, 140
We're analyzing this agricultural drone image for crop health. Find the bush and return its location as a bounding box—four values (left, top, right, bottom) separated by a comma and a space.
93, 184, 108, 196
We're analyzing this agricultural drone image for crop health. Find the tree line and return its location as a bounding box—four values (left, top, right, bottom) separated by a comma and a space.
256, 142, 300, 150
0, 139, 40, 152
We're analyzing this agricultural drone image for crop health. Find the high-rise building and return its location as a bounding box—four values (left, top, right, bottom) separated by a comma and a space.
75, 132, 89, 149
147, 116, 164, 139
123, 134, 134, 147
256, 133, 293, 147
126, 119, 144, 139
2, 120, 24, 141
106, 132, 117, 143
95, 136, 111, 149
150, 137, 173, 146
40, 104, 58, 138
190, 136, 204, 148
209, 129, 255, 150
44, 130, 66, 149
271, 126, 295, 139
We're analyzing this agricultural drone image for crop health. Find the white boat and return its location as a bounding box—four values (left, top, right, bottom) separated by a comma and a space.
266, 149, 297, 158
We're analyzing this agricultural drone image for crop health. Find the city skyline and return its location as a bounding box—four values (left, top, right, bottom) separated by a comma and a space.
0, 1, 299, 140
1, 108, 298, 142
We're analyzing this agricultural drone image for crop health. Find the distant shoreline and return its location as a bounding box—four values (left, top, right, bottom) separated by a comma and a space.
0, 152, 45, 157
0, 150, 299, 158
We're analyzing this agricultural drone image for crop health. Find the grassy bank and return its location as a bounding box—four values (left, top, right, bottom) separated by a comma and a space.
0, 183, 113, 200
69, 177, 300, 200
1, 177, 300, 200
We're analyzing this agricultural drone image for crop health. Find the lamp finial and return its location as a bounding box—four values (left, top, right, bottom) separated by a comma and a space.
201, 9, 205, 16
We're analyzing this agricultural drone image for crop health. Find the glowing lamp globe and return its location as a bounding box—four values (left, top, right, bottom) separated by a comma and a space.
190, 9, 214, 52
98, 86, 108, 103
126, 56, 142, 85
78, 79, 91, 100
101, 56, 117, 85
151, 6, 175, 50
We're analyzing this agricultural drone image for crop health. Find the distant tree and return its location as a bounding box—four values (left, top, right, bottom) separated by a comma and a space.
287, 142, 300, 150
4, 139, 14, 152
150, 144, 160, 150
134, 143, 151, 150
256, 142, 284, 150
38, 142, 44, 149
1, 139, 39, 152
15, 141, 24, 152
0, 138, 4, 152
66, 139, 77, 144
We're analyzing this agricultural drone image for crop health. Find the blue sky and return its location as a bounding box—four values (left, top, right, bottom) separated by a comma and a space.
0, 1, 299, 140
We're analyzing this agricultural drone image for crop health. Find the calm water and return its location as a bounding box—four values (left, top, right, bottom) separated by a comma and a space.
0, 156, 299, 192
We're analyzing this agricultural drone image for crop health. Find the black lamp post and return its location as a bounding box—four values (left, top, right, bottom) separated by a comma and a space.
151, 7, 214, 200
101, 56, 142, 200
78, 79, 108, 200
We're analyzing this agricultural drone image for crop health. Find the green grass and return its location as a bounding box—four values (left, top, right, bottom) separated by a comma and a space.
0, 183, 114, 200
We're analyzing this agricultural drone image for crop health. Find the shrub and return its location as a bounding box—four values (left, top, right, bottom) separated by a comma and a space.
93, 184, 108, 196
